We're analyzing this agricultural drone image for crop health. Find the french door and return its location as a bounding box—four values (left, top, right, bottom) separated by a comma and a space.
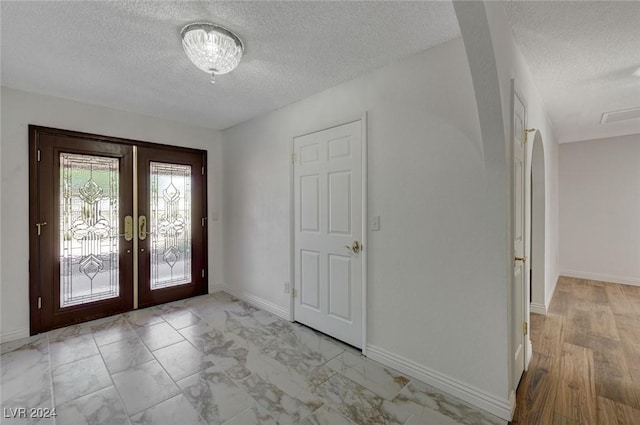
29, 126, 207, 334
136, 146, 206, 308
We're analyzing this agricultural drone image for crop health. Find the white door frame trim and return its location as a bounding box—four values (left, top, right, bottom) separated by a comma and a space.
511, 81, 531, 383
289, 113, 368, 354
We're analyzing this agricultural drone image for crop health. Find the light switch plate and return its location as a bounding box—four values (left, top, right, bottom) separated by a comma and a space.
370, 215, 380, 231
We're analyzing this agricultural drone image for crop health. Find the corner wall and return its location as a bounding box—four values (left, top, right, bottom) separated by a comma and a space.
222, 38, 514, 418
453, 0, 561, 415
0, 87, 224, 342
483, 2, 561, 312
559, 134, 640, 285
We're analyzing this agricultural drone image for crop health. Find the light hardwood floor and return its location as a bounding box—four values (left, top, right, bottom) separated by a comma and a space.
512, 276, 640, 424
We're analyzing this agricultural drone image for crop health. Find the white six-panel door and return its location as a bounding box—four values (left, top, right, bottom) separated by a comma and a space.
512, 92, 527, 392
293, 120, 363, 348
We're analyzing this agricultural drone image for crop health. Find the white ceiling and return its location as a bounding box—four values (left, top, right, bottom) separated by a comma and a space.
505, 1, 640, 143
1, 1, 460, 131
5, 2, 635, 143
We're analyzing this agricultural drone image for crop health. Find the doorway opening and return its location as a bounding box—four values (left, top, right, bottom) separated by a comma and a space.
529, 131, 546, 314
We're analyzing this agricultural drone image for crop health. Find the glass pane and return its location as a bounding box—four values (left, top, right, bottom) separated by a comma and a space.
150, 162, 192, 289
60, 153, 120, 308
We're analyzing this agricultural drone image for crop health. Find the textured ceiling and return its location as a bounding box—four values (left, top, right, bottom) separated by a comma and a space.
1, 1, 460, 131
505, 1, 640, 143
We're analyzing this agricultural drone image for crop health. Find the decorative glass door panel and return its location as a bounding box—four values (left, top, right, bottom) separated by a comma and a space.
137, 147, 206, 309
150, 162, 192, 290
60, 153, 120, 307
30, 126, 207, 334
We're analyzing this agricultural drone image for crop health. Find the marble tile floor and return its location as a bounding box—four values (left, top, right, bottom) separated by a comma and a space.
1, 292, 505, 425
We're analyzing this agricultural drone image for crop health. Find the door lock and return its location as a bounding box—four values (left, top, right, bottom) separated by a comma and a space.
35, 222, 47, 236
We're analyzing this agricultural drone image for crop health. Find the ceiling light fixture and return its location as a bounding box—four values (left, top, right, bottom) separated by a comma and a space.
181, 22, 244, 84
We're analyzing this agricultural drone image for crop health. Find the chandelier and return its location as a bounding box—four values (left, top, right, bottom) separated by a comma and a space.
181, 22, 244, 84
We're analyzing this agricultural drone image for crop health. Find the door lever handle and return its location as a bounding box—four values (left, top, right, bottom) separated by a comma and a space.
138, 215, 151, 240
514, 256, 527, 262
116, 216, 133, 241
115, 216, 134, 241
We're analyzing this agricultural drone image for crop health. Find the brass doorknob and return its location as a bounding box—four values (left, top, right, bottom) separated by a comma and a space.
344, 241, 361, 254
515, 256, 527, 262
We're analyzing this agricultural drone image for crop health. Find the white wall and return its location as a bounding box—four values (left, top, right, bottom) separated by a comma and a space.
0, 87, 224, 341
222, 38, 517, 417
0, 83, 3, 345
484, 2, 561, 311
559, 134, 640, 285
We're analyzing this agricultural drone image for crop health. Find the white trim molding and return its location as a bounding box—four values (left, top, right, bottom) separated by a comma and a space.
366, 344, 512, 421
360, 112, 368, 355
1, 327, 30, 344
560, 271, 640, 287
526, 339, 533, 370
530, 302, 547, 315
509, 390, 517, 419
222, 285, 290, 321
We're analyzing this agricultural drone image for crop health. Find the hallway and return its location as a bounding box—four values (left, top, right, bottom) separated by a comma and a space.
513, 277, 640, 424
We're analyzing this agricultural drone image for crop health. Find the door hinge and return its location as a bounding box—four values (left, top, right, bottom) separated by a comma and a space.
201, 217, 207, 227
291, 153, 296, 164
201, 269, 205, 278
201, 166, 205, 175
523, 321, 528, 335
524, 128, 535, 144
291, 288, 297, 298
37, 149, 41, 162
37, 297, 42, 310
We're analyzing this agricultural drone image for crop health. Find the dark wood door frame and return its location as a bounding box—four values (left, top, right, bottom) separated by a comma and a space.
29, 125, 208, 335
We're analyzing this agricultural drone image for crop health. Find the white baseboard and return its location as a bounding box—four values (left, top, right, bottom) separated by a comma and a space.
222, 285, 290, 321
366, 344, 511, 421
1, 327, 30, 344
530, 302, 547, 315
509, 390, 516, 418
560, 271, 640, 287
544, 274, 561, 309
